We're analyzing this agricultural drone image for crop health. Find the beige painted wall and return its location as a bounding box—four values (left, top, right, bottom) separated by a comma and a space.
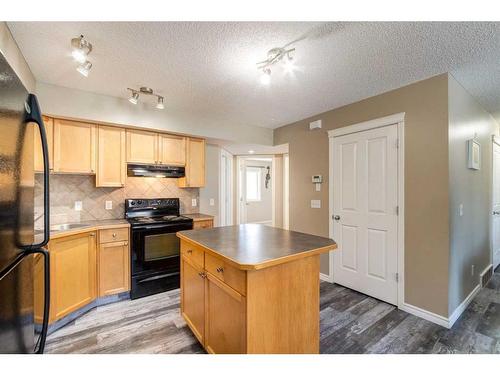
199, 144, 221, 226
274, 74, 450, 316
448, 75, 499, 313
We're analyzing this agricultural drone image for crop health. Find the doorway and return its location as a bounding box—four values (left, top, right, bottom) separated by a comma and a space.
492, 136, 500, 270
328, 113, 405, 306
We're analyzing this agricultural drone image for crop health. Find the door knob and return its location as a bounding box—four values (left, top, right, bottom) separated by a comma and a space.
333, 215, 341, 221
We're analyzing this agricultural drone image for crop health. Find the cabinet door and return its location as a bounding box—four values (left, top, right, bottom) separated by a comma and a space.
205, 273, 246, 354
53, 119, 97, 173
97, 126, 126, 187
98, 240, 130, 297
181, 256, 205, 344
50, 232, 97, 321
34, 116, 54, 173
159, 134, 186, 165
193, 219, 213, 230
179, 138, 205, 187
126, 129, 158, 164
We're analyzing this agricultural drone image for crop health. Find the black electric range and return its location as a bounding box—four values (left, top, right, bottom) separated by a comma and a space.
125, 198, 193, 299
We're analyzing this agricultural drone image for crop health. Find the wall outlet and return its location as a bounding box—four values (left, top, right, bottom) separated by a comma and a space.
459, 203, 464, 217
192, 198, 197, 207
209, 198, 215, 206
74, 201, 82, 211
311, 200, 321, 209
105, 201, 113, 210
471, 264, 475, 276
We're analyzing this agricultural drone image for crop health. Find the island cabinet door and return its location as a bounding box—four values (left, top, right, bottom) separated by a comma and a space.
181, 256, 205, 344
205, 273, 246, 354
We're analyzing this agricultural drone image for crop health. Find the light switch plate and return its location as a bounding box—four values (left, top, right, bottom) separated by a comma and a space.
74, 201, 82, 211
209, 198, 215, 206
192, 198, 197, 207
459, 203, 464, 217
311, 200, 321, 209
105, 201, 113, 210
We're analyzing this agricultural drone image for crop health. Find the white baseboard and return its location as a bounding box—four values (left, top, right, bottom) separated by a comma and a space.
401, 283, 481, 329
448, 284, 481, 328
320, 272, 334, 283
400, 302, 450, 328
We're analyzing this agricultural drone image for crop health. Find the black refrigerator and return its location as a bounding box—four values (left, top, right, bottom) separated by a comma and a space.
0, 51, 50, 353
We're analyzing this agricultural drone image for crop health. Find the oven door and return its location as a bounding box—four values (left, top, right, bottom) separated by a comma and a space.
131, 222, 192, 276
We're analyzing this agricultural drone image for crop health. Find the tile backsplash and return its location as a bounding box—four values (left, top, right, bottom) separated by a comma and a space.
34, 174, 199, 228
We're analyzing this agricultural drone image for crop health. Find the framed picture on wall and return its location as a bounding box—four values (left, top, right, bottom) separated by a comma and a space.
467, 139, 481, 170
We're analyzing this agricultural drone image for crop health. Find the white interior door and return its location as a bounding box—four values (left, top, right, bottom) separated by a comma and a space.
492, 141, 500, 269
332, 124, 399, 305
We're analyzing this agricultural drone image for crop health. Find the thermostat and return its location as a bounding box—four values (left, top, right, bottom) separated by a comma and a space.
312, 175, 323, 191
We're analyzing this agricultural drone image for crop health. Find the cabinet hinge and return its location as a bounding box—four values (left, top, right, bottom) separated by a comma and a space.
396, 273, 399, 282
395, 139, 400, 149
395, 206, 399, 215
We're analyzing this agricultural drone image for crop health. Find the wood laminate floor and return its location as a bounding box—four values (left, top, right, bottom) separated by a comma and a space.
45, 268, 500, 354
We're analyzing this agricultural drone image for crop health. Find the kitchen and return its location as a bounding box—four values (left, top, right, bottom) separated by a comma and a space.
2, 6, 500, 375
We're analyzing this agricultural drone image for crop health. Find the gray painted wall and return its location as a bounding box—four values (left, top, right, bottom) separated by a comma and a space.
448, 75, 499, 314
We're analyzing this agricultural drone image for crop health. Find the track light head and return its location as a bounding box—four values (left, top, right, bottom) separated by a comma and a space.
76, 61, 92, 77
260, 68, 271, 85
156, 97, 165, 109
71, 35, 92, 64
129, 92, 139, 105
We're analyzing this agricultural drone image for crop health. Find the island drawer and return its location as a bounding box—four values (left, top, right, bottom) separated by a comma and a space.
99, 227, 129, 244
181, 241, 204, 268
205, 253, 246, 295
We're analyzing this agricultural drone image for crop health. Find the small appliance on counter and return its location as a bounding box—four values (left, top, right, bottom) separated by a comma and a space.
125, 198, 193, 299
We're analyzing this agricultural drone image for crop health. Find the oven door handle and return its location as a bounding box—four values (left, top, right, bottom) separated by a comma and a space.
138, 224, 192, 231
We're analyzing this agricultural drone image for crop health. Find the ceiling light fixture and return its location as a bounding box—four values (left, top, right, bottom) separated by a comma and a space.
76, 61, 92, 77
248, 150, 255, 154
127, 87, 165, 109
71, 35, 93, 77
257, 46, 296, 85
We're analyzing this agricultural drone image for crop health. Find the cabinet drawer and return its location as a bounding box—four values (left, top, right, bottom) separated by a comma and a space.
205, 253, 246, 295
99, 227, 129, 244
193, 220, 213, 230
181, 241, 204, 268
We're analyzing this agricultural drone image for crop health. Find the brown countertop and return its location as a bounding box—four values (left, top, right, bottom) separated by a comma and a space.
36, 219, 130, 240
177, 223, 337, 270
183, 213, 214, 222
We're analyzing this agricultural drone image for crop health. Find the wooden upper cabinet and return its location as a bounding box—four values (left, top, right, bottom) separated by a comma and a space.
159, 134, 186, 166
179, 138, 205, 188
97, 126, 126, 187
34, 116, 54, 173
53, 119, 97, 174
126, 129, 158, 164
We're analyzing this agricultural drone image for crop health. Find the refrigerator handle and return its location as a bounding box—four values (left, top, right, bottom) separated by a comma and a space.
32, 248, 50, 354
0, 248, 50, 354
24, 94, 50, 248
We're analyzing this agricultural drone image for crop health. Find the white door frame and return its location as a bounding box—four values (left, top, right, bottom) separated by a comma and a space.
327, 112, 405, 308
491, 135, 500, 270
219, 148, 234, 226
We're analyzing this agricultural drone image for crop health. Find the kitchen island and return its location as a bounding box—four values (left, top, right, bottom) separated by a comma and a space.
176, 224, 337, 354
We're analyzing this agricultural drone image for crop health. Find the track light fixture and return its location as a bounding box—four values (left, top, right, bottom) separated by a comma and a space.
127, 87, 165, 109
71, 35, 93, 77
256, 47, 296, 85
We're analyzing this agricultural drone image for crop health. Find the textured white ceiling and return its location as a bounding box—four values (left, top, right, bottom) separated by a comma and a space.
7, 22, 500, 129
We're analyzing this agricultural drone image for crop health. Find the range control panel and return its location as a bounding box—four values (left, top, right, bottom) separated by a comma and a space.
125, 198, 180, 209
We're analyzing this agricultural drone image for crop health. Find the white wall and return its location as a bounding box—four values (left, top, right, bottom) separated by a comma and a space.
36, 82, 273, 145
199, 144, 220, 225
244, 159, 272, 223
0, 22, 35, 92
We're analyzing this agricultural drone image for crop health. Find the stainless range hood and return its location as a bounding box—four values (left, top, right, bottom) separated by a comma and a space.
127, 164, 185, 178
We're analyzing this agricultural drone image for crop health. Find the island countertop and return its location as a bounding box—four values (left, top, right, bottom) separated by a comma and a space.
177, 223, 337, 270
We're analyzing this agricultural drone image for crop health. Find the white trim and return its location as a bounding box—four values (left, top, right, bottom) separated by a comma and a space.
327, 113, 406, 311
249, 220, 273, 225
219, 148, 234, 226
480, 264, 494, 287
320, 272, 334, 283
328, 112, 406, 138
400, 303, 450, 328
448, 284, 481, 328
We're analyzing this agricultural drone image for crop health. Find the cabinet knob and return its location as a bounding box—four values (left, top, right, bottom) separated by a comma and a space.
198, 271, 207, 279
187, 249, 193, 254
216, 267, 224, 273
112, 233, 117, 238
124, 241, 128, 246
90, 233, 95, 237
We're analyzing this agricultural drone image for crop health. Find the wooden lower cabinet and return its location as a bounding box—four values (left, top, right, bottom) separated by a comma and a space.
98, 240, 130, 297
44, 232, 97, 323
193, 219, 213, 229
181, 256, 205, 342
205, 274, 246, 354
